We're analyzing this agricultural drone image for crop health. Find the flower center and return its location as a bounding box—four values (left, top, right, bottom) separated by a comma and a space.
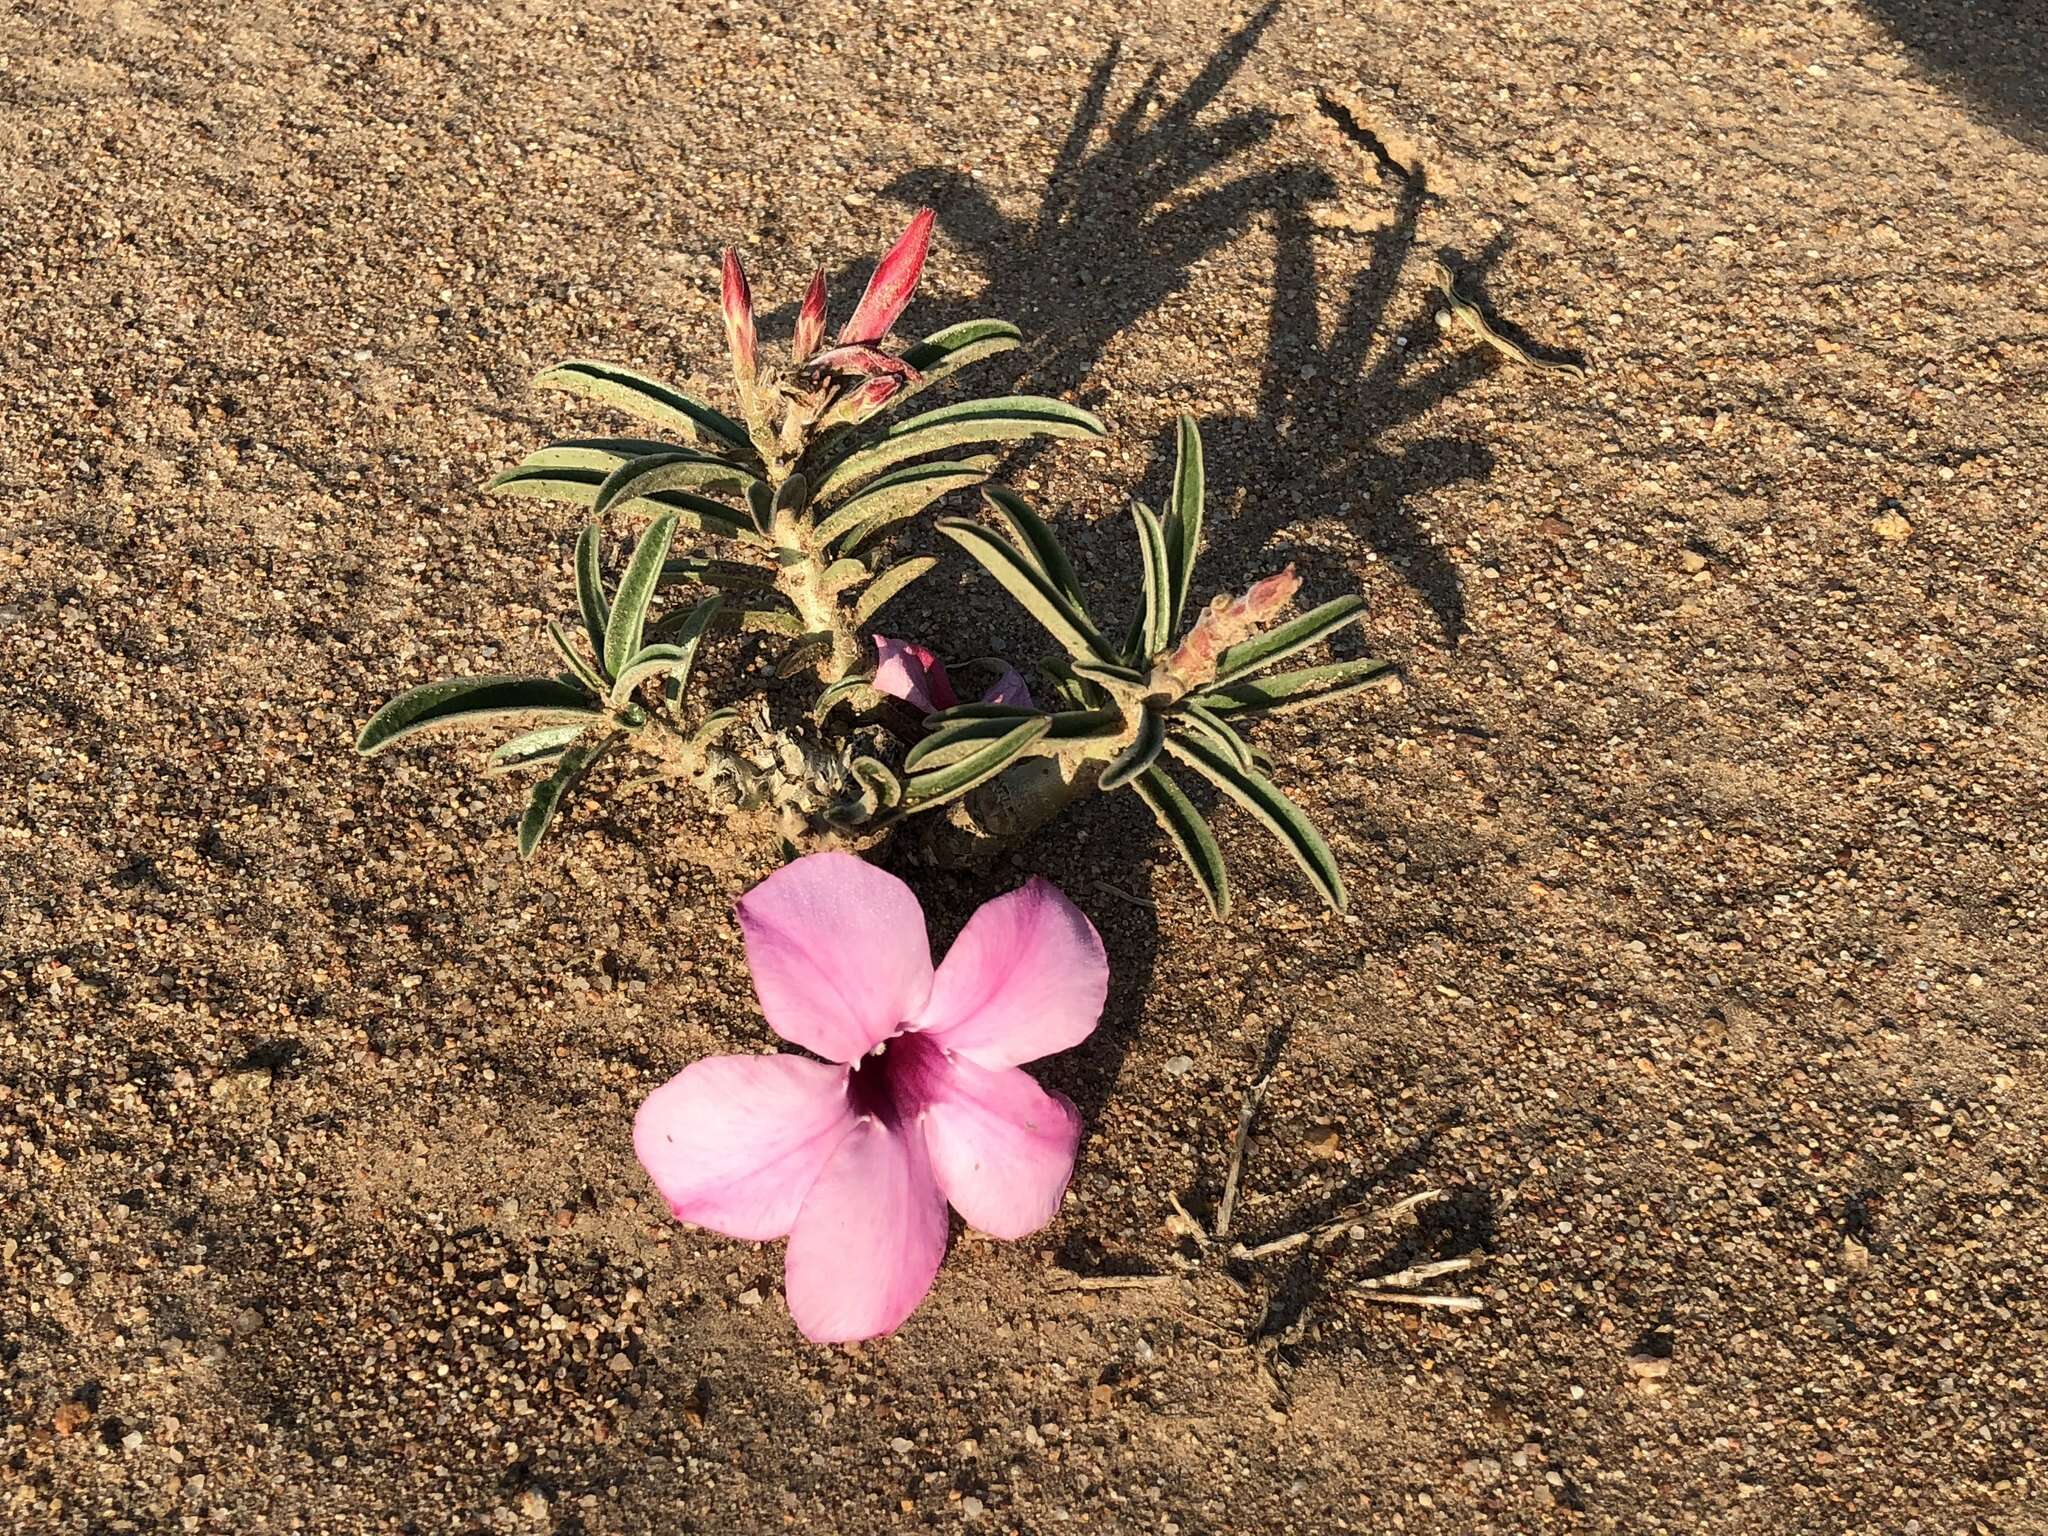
847, 1030, 946, 1127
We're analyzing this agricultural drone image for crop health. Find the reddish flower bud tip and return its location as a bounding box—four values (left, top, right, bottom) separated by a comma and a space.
792, 267, 828, 364
721, 249, 758, 382
839, 206, 935, 346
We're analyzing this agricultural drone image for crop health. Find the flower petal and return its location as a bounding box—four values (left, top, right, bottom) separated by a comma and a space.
803, 343, 920, 381
839, 207, 935, 345
911, 877, 1107, 1067
872, 635, 958, 714
784, 1116, 949, 1342
633, 1054, 854, 1241
981, 668, 1033, 709
921, 1054, 1081, 1239
738, 851, 935, 1062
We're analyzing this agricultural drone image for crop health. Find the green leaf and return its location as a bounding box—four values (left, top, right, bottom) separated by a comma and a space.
574, 523, 610, 657
851, 557, 938, 628
896, 319, 1023, 396
849, 755, 903, 810
510, 437, 686, 472
547, 620, 608, 697
660, 555, 772, 591
904, 707, 1117, 771
689, 706, 742, 748
814, 396, 1105, 503
1069, 657, 1149, 689
602, 514, 679, 677
1176, 699, 1256, 772
608, 590, 718, 705
357, 676, 601, 755
1131, 500, 1171, 659
1213, 596, 1369, 683
534, 360, 753, 455
486, 464, 757, 541
1163, 413, 1205, 634
1197, 656, 1399, 717
770, 470, 811, 532
814, 675, 873, 720
811, 458, 994, 550
775, 632, 834, 678
819, 557, 868, 596
1129, 766, 1230, 917
1097, 706, 1165, 792
924, 700, 1042, 725
900, 716, 1053, 809
715, 601, 803, 637
938, 516, 1116, 665
1161, 734, 1347, 912
518, 734, 616, 860
484, 723, 588, 776
593, 451, 763, 517
982, 486, 1092, 619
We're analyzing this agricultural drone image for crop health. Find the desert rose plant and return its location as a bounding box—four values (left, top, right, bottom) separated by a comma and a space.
635, 852, 1106, 1342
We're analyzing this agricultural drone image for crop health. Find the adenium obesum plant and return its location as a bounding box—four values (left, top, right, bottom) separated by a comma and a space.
635, 852, 1106, 1342
355, 217, 1402, 912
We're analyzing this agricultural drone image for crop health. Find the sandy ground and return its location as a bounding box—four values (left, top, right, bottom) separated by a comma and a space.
3, 0, 2046, 1529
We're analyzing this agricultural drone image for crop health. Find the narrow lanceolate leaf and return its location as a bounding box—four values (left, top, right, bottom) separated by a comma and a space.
659, 555, 771, 591
1130, 766, 1231, 918
818, 558, 868, 596
851, 557, 938, 628
811, 458, 994, 550
534, 360, 753, 455
849, 756, 902, 810
593, 451, 762, 517
486, 464, 757, 541
485, 723, 588, 776
689, 705, 742, 747
548, 619, 608, 697
1178, 699, 1254, 771
775, 632, 835, 679
1131, 500, 1172, 659
1213, 595, 1369, 683
608, 589, 719, 704
893, 319, 1024, 401
714, 601, 803, 636
357, 676, 601, 755
983, 486, 1092, 620
771, 471, 810, 532
1163, 413, 1205, 633
901, 716, 1053, 808
1097, 707, 1165, 792
602, 514, 679, 677
924, 700, 1041, 726
1068, 657, 1149, 689
509, 438, 686, 473
1162, 734, 1348, 912
814, 397, 1105, 502
814, 675, 873, 720
938, 516, 1115, 665
607, 644, 691, 704
518, 735, 615, 860
1197, 656, 1401, 717
905, 707, 1118, 771
575, 523, 610, 656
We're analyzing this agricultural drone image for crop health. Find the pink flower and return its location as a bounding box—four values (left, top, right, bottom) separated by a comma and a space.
873, 635, 1033, 715
634, 854, 1108, 1343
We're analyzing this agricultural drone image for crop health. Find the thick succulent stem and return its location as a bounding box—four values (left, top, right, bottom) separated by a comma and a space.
918, 754, 1100, 868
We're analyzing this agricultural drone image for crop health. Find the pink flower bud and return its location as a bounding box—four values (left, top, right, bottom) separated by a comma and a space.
839, 207, 934, 346
792, 268, 828, 365
721, 249, 759, 388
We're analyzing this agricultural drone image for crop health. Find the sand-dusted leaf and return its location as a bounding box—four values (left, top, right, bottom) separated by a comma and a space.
819, 558, 868, 596
1213, 596, 1368, 683
603, 514, 679, 677
887, 318, 1023, 408
924, 700, 1042, 726
689, 705, 742, 748
900, 716, 1052, 809
905, 707, 1118, 771
775, 632, 835, 678
939, 516, 1115, 664
812, 457, 994, 550
814, 674, 873, 720
547, 620, 608, 697
1131, 500, 1171, 659
358, 676, 601, 755
609, 590, 718, 704
981, 486, 1092, 618
715, 601, 803, 637
850, 755, 902, 810
518, 734, 616, 860
1097, 706, 1165, 792
485, 723, 588, 777
487, 464, 757, 541
660, 555, 771, 591
1069, 657, 1149, 689
574, 523, 610, 657
851, 557, 938, 628
1198, 656, 1398, 717
771, 470, 810, 530
1162, 733, 1347, 912
1130, 765, 1230, 918
534, 360, 752, 454
1163, 413, 1205, 634
510, 437, 684, 472
814, 397, 1104, 502
1177, 699, 1255, 772
593, 451, 764, 517
607, 644, 691, 704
